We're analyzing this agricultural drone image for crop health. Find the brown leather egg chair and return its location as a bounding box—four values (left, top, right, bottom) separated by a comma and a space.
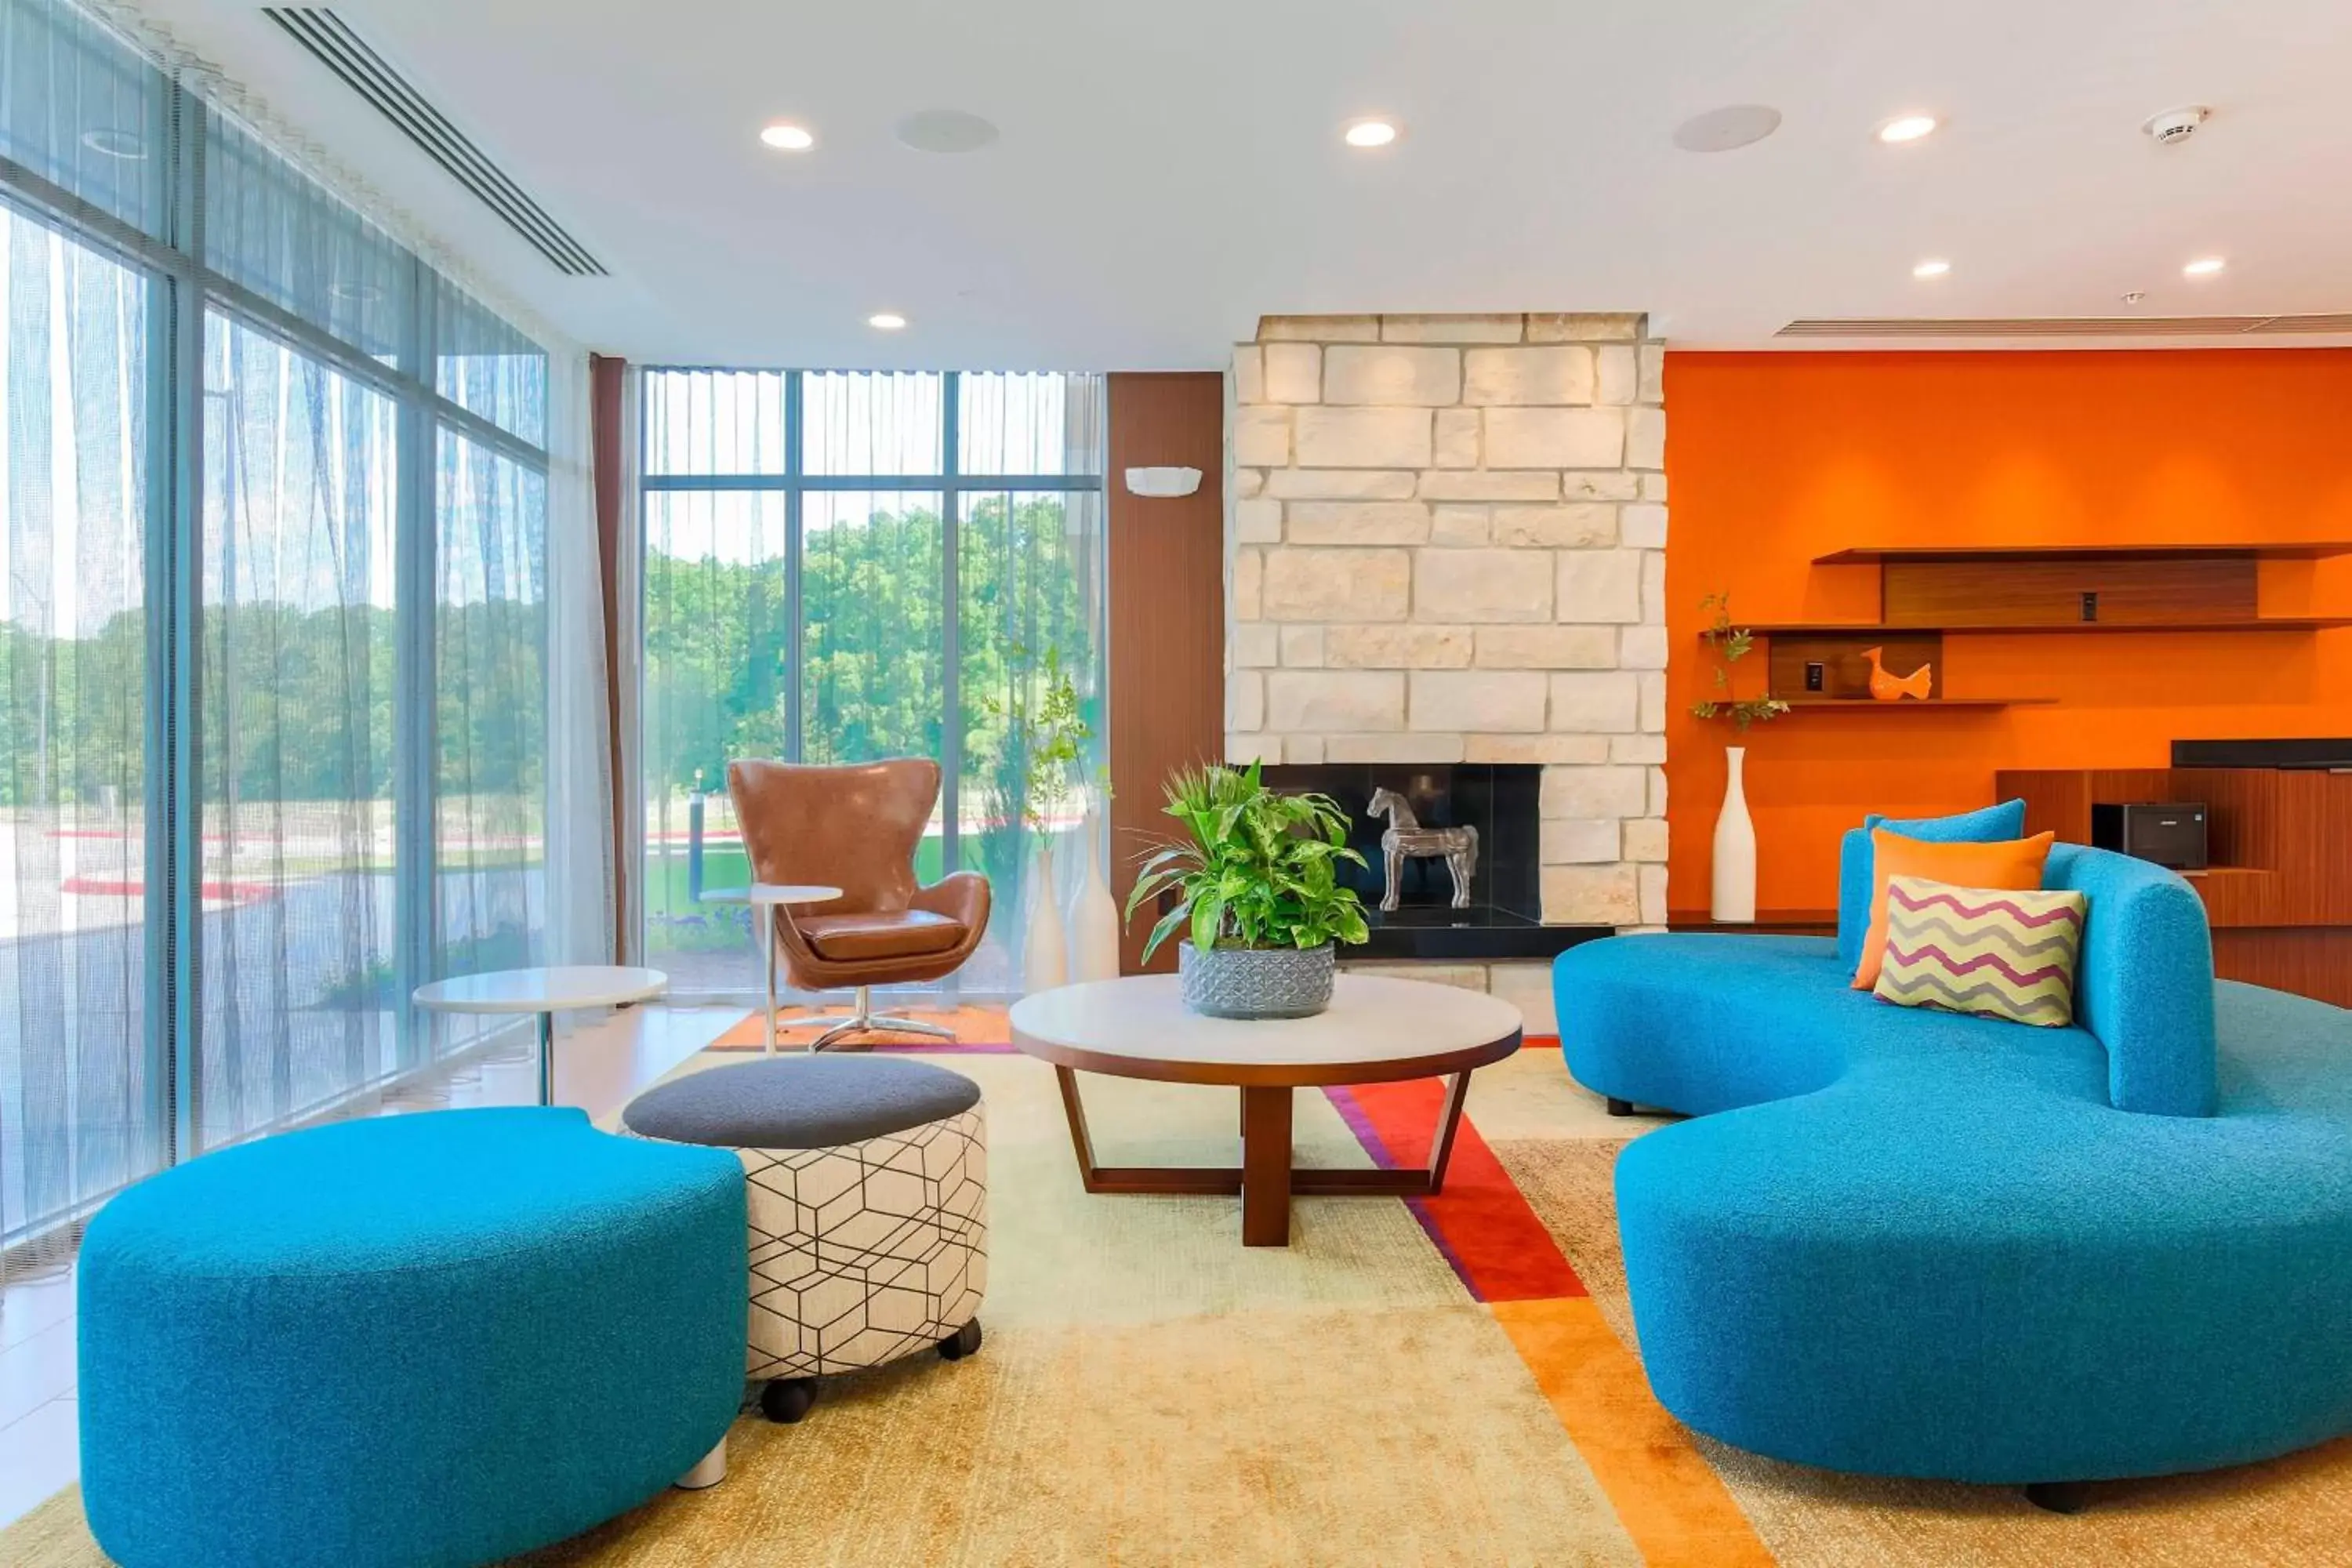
727, 758, 991, 1049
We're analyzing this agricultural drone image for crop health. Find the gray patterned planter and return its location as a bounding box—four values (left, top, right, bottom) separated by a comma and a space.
1178, 940, 1336, 1020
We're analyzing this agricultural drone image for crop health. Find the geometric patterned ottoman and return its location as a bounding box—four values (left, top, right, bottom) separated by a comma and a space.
621, 1054, 987, 1424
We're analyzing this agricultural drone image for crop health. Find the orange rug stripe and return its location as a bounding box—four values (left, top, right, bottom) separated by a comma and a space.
1328, 1077, 1586, 1302
1494, 1296, 1777, 1568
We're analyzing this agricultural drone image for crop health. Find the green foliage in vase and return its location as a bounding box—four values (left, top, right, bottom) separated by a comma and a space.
1122, 760, 1372, 962
1689, 590, 1791, 734
979, 643, 1091, 844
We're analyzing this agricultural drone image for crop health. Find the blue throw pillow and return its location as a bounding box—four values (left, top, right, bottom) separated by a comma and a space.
1835, 799, 2029, 967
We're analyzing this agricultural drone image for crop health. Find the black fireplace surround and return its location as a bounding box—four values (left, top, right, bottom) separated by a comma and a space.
1258, 763, 1615, 962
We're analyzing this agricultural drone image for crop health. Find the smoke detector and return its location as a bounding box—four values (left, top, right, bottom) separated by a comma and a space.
2142, 106, 2209, 146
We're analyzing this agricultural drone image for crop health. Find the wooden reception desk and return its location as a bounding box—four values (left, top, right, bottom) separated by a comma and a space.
1998, 768, 2352, 1007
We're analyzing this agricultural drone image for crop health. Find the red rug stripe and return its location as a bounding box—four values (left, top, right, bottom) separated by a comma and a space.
1329, 1078, 1585, 1304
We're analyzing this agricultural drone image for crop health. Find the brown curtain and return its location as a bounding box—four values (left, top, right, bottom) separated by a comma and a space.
591, 354, 631, 960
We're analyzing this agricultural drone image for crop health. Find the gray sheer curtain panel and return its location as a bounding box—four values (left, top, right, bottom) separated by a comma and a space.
0, 0, 608, 1268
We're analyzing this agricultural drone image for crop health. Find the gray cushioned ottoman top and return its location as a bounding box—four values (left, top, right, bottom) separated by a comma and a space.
622, 1055, 982, 1149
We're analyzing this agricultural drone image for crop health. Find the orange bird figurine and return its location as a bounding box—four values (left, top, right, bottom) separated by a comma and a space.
1864, 646, 1933, 702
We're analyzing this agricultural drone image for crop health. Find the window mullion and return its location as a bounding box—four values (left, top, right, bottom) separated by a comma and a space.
784, 372, 804, 763
392, 257, 437, 1065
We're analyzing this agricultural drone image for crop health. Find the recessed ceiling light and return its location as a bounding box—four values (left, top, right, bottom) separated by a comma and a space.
2183, 256, 2227, 278
1912, 258, 1951, 278
1876, 114, 1940, 145
1344, 119, 1399, 148
867, 312, 908, 332
79, 127, 147, 160
1671, 104, 1783, 154
895, 110, 999, 154
759, 122, 815, 151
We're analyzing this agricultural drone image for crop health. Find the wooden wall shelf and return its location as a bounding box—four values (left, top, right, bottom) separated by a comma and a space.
1772, 695, 2053, 710
1744, 617, 2352, 637
1816, 543, 2352, 565
1732, 542, 2350, 705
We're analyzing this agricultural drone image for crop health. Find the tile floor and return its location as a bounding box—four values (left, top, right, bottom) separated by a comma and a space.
0, 1002, 743, 1528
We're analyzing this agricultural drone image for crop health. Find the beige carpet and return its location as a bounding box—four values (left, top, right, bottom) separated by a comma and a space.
10, 1047, 2348, 1566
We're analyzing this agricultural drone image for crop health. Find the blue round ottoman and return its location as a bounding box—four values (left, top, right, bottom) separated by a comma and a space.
77, 1107, 748, 1568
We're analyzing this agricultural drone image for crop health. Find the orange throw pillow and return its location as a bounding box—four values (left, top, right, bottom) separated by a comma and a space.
1852, 828, 2055, 989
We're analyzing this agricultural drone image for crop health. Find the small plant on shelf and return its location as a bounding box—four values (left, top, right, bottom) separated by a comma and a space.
1689, 591, 1791, 731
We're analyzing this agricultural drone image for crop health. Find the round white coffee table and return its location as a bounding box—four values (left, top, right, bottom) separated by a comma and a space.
412, 966, 669, 1106
1010, 974, 1523, 1247
698, 884, 842, 1052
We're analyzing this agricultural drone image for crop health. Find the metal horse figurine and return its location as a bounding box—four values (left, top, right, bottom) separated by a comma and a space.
1365, 788, 1478, 913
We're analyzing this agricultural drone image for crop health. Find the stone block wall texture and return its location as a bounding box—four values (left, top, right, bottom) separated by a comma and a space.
1228, 314, 1667, 928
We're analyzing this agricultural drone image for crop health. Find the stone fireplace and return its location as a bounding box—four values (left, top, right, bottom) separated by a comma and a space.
1225, 313, 1669, 1023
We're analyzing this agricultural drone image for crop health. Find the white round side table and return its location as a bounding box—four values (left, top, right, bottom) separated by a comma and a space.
697, 884, 842, 1053
412, 965, 669, 1106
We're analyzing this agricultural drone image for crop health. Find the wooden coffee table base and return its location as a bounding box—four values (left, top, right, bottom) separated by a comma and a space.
1053, 1066, 1473, 1247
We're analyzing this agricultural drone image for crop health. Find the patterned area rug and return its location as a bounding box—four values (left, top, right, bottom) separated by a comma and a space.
705, 1006, 1018, 1051
11, 1044, 2350, 1566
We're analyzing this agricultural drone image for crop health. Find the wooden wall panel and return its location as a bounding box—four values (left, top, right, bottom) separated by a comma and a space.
1106, 372, 1225, 973
1882, 557, 2258, 626
2000, 764, 2352, 1005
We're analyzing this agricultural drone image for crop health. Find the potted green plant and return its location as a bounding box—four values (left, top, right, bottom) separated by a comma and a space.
1123, 761, 1372, 1018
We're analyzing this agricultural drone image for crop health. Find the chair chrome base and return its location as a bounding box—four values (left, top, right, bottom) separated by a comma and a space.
793, 985, 960, 1051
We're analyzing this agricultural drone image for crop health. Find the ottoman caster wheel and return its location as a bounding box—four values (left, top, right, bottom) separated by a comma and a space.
760, 1377, 819, 1425
939, 1319, 983, 1362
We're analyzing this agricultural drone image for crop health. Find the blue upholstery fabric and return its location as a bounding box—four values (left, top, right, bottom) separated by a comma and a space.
78, 1108, 747, 1568
1552, 890, 2352, 1483
2042, 842, 2217, 1116
1835, 798, 2028, 967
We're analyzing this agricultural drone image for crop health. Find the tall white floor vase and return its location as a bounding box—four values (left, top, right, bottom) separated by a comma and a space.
1067, 806, 1122, 983
1023, 838, 1070, 994
1711, 744, 1759, 924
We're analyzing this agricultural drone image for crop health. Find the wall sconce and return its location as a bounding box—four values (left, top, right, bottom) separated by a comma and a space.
1123, 466, 1202, 498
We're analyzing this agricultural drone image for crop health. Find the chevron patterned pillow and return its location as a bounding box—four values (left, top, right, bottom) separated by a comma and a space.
1871, 875, 2088, 1028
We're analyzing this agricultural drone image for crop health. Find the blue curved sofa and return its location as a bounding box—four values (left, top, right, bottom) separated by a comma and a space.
1554, 833, 2352, 1487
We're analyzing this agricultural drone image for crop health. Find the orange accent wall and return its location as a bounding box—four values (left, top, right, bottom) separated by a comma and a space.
1664, 349, 2352, 913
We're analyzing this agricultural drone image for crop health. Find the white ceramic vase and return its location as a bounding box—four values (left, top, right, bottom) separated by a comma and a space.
1022, 837, 1070, 994
1067, 804, 1122, 983
1711, 744, 1758, 924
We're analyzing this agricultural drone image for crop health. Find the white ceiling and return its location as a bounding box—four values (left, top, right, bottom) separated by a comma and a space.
136, 0, 2352, 368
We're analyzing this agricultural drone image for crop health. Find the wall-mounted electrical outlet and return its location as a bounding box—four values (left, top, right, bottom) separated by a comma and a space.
1804, 661, 1825, 691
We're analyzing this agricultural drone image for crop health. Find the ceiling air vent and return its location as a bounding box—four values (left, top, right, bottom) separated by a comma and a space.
263, 8, 606, 277
1777, 315, 2352, 339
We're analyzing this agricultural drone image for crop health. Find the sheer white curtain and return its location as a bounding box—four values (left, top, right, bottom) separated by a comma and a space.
0, 0, 611, 1261
637, 370, 1104, 1000
543, 346, 612, 966
0, 205, 155, 1263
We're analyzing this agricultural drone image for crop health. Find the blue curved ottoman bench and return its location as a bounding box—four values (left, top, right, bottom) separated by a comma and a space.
1555, 833, 2352, 1494
78, 1107, 747, 1568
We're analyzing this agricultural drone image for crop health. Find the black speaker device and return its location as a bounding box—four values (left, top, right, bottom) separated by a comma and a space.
2090, 803, 2208, 871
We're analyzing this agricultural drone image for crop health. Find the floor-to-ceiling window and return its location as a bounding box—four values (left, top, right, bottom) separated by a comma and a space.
641, 368, 1105, 999
0, 0, 559, 1254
